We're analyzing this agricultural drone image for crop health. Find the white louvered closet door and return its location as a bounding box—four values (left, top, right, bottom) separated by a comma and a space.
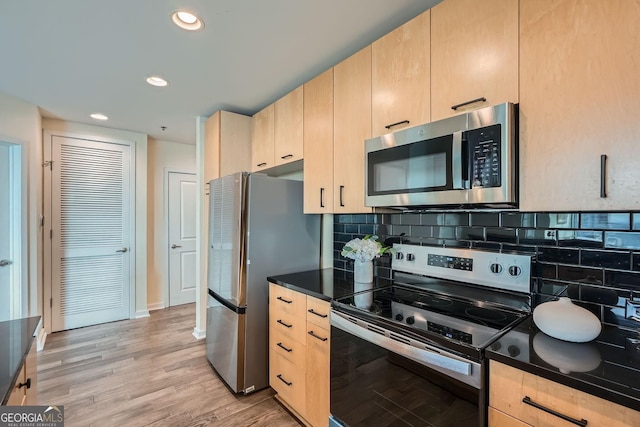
50, 136, 132, 331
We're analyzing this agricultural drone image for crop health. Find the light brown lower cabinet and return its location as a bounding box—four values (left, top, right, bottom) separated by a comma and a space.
6, 339, 37, 406
489, 360, 640, 427
269, 283, 330, 426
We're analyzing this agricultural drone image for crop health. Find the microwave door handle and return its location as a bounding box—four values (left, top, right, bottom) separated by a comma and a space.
452, 131, 464, 190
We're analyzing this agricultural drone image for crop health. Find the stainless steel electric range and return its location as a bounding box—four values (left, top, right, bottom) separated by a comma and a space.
330, 244, 533, 427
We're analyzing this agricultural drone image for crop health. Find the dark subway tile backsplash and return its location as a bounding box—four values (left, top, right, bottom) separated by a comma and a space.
334, 210, 640, 333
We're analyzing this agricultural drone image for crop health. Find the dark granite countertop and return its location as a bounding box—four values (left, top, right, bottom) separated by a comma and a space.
1, 316, 40, 405
486, 316, 640, 412
267, 268, 392, 302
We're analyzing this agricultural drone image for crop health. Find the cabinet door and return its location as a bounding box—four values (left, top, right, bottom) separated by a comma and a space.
431, 0, 518, 121
305, 321, 330, 427
219, 111, 252, 176
275, 85, 304, 166
303, 69, 334, 213
520, 0, 640, 211
251, 103, 275, 172
204, 112, 221, 184
334, 46, 372, 213
372, 9, 430, 137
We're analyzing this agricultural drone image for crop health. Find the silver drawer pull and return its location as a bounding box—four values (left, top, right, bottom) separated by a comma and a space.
0, 259, 12, 267
522, 396, 588, 426
308, 308, 328, 318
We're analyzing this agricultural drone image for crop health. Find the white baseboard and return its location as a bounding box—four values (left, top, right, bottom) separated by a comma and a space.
147, 302, 165, 312
192, 327, 206, 340
134, 310, 150, 319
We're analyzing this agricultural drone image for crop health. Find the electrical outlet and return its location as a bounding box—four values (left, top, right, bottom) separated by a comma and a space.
544, 230, 557, 239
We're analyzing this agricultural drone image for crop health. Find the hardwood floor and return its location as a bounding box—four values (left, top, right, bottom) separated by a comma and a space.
37, 304, 302, 427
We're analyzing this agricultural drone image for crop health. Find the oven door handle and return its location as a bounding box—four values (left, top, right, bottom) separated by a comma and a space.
331, 310, 478, 384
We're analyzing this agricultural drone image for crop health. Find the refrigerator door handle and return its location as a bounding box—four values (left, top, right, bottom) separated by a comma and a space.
208, 288, 246, 314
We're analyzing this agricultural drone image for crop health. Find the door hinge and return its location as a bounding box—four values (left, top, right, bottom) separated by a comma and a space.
49, 229, 53, 239
50, 298, 52, 308
43, 160, 53, 170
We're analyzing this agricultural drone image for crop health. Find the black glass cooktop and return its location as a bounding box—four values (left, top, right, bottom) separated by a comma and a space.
333, 281, 529, 353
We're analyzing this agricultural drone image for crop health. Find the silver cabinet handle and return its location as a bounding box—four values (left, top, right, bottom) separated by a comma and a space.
0, 259, 12, 267
171, 244, 182, 249
116, 247, 128, 253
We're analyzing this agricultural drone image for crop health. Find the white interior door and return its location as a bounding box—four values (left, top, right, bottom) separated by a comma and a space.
0, 142, 22, 322
48, 135, 133, 331
168, 172, 197, 306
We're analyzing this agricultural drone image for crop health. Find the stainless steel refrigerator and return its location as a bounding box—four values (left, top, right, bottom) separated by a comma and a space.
205, 172, 320, 394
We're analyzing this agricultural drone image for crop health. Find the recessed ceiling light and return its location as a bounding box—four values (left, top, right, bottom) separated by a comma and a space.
145, 76, 169, 87
171, 10, 204, 31
90, 113, 108, 120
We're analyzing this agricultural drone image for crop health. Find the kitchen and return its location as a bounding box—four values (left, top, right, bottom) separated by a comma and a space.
2, 0, 640, 426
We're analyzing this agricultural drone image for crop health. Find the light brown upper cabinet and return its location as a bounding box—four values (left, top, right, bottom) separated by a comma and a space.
275, 85, 304, 166
205, 110, 252, 182
333, 46, 373, 214
430, 0, 518, 121
519, 0, 640, 211
303, 69, 334, 213
251, 103, 275, 172
371, 9, 431, 137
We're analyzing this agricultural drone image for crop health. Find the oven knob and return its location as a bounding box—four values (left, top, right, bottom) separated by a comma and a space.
395, 314, 404, 321
508, 265, 522, 276
406, 316, 415, 325
406, 253, 415, 262
396, 252, 404, 260
490, 263, 503, 274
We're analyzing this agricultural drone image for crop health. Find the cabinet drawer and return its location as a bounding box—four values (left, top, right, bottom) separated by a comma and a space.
306, 296, 330, 330
6, 364, 27, 406
269, 283, 306, 318
269, 307, 307, 345
270, 352, 305, 414
306, 322, 330, 351
488, 407, 531, 427
269, 326, 305, 368
489, 361, 640, 427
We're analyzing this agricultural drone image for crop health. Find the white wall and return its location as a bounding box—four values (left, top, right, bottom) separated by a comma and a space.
146, 138, 196, 309
42, 118, 149, 319
0, 91, 42, 322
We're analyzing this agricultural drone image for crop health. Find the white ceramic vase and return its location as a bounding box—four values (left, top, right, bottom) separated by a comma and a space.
532, 297, 602, 343
354, 260, 373, 284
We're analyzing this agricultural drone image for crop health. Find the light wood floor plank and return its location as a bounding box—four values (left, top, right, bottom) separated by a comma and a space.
38, 303, 302, 427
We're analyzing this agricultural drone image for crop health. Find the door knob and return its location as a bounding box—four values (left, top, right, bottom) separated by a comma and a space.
116, 247, 128, 253
171, 244, 182, 249
0, 259, 12, 267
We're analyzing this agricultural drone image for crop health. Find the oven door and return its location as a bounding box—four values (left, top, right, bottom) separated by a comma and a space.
330, 310, 484, 427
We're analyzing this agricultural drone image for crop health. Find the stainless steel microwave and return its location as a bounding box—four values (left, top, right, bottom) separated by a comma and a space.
365, 102, 518, 209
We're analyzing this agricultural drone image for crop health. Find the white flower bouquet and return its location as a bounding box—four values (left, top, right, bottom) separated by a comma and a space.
341, 235, 393, 262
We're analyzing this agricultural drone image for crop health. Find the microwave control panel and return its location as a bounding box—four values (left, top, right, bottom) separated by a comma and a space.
468, 124, 501, 188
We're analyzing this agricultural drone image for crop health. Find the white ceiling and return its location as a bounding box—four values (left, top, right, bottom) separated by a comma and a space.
0, 0, 442, 145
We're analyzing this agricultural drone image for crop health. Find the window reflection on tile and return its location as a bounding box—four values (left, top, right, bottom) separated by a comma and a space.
604, 232, 640, 250
501, 212, 535, 227
581, 213, 630, 230
536, 213, 579, 228
557, 230, 603, 248
634, 213, 640, 230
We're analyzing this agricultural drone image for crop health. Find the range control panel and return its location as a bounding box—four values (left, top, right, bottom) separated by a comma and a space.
393, 244, 532, 294
427, 254, 473, 271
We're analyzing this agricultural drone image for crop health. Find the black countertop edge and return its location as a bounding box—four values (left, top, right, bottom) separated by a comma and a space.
486, 317, 640, 413
267, 268, 393, 302
1, 316, 40, 405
